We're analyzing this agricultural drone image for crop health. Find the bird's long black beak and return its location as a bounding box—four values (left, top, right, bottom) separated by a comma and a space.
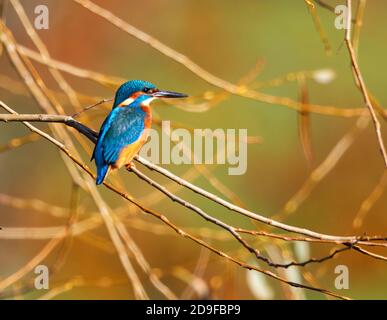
153, 90, 188, 98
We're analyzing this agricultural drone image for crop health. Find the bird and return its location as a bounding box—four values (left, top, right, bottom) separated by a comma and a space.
92, 79, 188, 185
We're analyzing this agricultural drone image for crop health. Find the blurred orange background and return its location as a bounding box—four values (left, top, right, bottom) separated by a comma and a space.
0, 0, 386, 299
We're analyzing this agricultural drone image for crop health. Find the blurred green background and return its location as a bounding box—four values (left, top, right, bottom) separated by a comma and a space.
0, 0, 386, 299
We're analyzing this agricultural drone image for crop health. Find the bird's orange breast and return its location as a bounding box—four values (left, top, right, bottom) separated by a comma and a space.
113, 138, 145, 169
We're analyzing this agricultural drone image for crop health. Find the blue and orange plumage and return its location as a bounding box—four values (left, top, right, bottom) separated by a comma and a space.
92, 80, 187, 185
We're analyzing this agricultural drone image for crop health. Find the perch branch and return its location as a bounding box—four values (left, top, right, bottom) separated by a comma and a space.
1, 111, 386, 245
0, 101, 351, 299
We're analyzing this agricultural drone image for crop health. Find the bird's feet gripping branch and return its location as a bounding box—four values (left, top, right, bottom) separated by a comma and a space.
92, 80, 188, 185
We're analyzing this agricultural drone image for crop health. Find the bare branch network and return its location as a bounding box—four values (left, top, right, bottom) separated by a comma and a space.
0, 0, 386, 300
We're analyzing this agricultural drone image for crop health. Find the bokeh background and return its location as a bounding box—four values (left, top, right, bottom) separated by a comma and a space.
0, 0, 386, 299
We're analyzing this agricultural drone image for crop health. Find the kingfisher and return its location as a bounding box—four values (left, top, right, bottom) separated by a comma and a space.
92, 79, 188, 185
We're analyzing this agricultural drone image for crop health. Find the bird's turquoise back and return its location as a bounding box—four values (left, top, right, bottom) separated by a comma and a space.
93, 106, 147, 184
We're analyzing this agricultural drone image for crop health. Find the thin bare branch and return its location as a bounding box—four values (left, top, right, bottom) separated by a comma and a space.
0, 100, 350, 299
345, 0, 387, 167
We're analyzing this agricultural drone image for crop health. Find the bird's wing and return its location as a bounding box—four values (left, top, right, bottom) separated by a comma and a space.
92, 107, 146, 165
91, 108, 116, 162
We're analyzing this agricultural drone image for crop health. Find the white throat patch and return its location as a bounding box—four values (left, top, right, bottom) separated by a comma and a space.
119, 97, 135, 106
142, 97, 155, 106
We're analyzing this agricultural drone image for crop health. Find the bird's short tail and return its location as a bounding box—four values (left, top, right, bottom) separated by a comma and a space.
96, 164, 109, 185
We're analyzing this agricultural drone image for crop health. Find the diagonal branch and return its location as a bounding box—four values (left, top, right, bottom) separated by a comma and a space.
345, 0, 387, 167
0, 102, 350, 300
1, 111, 386, 244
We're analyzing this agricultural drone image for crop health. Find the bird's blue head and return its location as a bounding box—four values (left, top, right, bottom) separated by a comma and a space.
113, 79, 188, 108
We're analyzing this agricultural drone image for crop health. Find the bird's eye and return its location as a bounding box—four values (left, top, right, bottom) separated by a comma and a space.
143, 87, 150, 93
